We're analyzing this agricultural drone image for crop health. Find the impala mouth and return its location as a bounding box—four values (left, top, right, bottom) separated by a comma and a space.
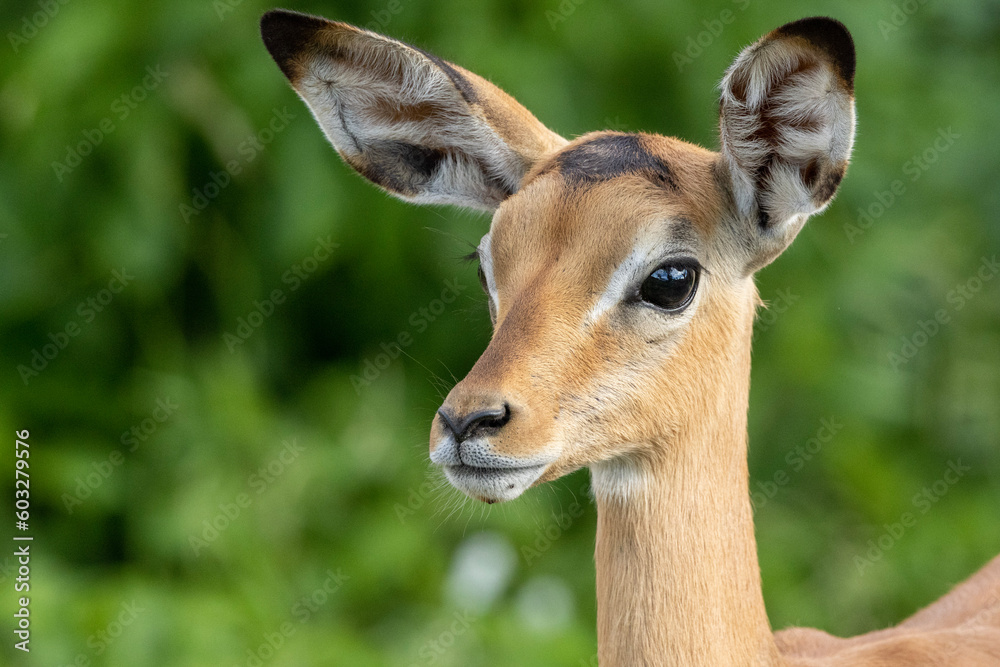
443, 462, 548, 503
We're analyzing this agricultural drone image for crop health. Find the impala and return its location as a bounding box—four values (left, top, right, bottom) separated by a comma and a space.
261, 10, 1000, 664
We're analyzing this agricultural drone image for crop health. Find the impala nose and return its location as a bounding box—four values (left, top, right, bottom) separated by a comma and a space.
437, 403, 511, 443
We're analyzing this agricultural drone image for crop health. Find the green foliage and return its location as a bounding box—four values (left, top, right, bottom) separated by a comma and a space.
1, 0, 998, 664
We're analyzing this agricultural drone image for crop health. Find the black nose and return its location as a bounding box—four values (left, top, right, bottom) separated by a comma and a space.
438, 403, 511, 442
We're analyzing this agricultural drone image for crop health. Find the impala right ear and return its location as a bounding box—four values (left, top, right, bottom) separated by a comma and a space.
260, 9, 566, 212
718, 17, 856, 273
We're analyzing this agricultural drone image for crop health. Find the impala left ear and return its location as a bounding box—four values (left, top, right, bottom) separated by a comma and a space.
718, 17, 856, 273
260, 9, 566, 212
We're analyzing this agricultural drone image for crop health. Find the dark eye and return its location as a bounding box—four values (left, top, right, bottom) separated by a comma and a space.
477, 263, 498, 324
639, 262, 699, 311
477, 264, 487, 291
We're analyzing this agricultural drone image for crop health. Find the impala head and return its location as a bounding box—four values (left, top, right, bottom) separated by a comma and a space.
262, 11, 855, 503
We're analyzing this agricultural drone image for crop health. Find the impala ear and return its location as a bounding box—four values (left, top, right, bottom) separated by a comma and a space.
718, 17, 856, 273
260, 9, 566, 212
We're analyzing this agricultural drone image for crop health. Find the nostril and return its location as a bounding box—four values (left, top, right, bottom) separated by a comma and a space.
438, 403, 511, 443
471, 403, 511, 433
460, 404, 511, 441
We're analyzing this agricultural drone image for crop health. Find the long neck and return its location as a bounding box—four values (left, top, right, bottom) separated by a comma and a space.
591, 294, 782, 666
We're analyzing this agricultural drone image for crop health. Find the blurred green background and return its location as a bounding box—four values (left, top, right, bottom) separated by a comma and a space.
1, 0, 998, 664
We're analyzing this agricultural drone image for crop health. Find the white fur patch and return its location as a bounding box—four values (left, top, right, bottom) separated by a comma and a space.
587, 243, 650, 324
477, 233, 499, 305
590, 457, 648, 503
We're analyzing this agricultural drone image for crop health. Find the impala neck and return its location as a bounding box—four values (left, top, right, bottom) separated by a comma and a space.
591, 303, 782, 666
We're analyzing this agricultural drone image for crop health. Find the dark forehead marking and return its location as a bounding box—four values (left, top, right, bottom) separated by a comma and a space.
669, 216, 700, 244
538, 133, 678, 189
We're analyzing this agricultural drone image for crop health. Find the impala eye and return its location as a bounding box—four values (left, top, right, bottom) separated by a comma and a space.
639, 262, 699, 311
476, 263, 498, 325
477, 263, 487, 291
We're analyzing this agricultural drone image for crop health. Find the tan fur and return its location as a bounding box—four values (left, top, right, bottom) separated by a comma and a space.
261, 11, 1000, 665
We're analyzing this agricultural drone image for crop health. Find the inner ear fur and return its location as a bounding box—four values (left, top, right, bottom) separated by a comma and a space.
718, 17, 856, 273
260, 9, 566, 211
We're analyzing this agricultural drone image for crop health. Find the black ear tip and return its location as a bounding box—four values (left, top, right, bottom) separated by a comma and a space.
774, 16, 856, 89
260, 9, 329, 80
